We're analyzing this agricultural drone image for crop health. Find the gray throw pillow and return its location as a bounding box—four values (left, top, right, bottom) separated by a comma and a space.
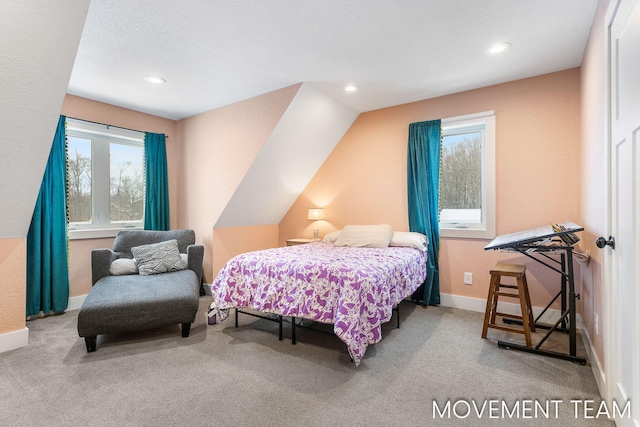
131, 239, 188, 276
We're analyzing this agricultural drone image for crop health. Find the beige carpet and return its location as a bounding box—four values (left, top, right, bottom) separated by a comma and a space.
0, 298, 614, 426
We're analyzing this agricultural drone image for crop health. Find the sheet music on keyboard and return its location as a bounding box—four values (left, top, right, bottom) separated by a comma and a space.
525, 237, 552, 253
484, 221, 583, 252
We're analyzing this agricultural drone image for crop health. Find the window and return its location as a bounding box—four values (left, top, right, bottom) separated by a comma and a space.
439, 111, 495, 239
66, 119, 145, 239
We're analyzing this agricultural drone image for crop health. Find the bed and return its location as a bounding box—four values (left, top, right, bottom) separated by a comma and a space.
211, 227, 427, 365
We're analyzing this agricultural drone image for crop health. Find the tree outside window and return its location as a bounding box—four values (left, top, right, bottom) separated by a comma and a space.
66, 119, 145, 238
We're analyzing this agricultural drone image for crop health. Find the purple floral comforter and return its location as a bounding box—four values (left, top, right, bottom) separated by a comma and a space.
212, 242, 426, 365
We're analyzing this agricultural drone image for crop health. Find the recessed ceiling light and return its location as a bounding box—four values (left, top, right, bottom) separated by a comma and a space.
144, 76, 166, 84
344, 84, 359, 92
486, 42, 511, 55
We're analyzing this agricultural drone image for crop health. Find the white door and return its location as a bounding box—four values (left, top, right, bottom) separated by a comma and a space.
606, 0, 640, 425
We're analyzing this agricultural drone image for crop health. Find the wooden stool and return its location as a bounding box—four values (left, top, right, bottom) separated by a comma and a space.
481, 263, 536, 347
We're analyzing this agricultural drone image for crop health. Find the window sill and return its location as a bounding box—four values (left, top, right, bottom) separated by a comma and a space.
440, 226, 495, 240
68, 227, 143, 240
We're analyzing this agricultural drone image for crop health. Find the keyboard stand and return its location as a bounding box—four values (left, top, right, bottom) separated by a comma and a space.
484, 222, 587, 365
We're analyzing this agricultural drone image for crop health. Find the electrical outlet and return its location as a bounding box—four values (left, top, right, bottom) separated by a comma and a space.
595, 313, 599, 335
464, 272, 472, 285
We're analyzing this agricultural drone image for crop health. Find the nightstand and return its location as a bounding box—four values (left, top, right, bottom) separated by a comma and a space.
286, 238, 321, 246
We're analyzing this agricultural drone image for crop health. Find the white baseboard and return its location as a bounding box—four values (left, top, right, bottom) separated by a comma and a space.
0, 327, 29, 354
0, 293, 85, 354
67, 294, 86, 312
1, 287, 189, 354
576, 313, 606, 396
203, 283, 212, 296
439, 293, 560, 324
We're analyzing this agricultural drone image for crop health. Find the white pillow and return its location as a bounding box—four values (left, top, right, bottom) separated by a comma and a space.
131, 239, 188, 276
334, 224, 394, 248
389, 231, 428, 252
322, 230, 341, 243
109, 258, 139, 275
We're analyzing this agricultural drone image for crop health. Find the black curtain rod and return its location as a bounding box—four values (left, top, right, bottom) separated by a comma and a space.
66, 116, 169, 139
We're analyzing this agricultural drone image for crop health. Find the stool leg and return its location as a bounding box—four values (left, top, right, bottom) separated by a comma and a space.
516, 275, 532, 347
482, 273, 500, 338
521, 273, 536, 332
488, 274, 501, 326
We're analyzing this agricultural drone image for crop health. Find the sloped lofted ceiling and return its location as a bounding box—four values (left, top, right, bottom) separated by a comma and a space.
0, 1, 90, 239
215, 83, 359, 228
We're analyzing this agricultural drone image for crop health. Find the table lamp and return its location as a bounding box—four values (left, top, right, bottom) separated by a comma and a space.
307, 208, 325, 239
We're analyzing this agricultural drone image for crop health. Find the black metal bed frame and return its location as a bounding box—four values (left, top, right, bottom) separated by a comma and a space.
233, 303, 402, 346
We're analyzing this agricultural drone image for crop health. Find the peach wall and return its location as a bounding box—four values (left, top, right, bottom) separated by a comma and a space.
67, 237, 114, 297
280, 69, 582, 309
0, 238, 26, 334
177, 84, 300, 283
579, 0, 609, 372
61, 95, 179, 297
212, 225, 279, 278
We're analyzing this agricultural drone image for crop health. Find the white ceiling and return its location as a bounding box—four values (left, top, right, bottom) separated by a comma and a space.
68, 0, 598, 121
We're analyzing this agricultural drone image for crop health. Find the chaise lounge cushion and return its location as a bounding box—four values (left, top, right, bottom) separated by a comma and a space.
77, 270, 199, 337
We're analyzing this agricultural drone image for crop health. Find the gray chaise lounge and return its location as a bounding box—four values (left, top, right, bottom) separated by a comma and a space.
77, 229, 203, 352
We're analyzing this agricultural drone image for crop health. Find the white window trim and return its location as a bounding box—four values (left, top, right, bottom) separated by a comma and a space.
68, 227, 143, 240
439, 110, 496, 239
66, 119, 145, 240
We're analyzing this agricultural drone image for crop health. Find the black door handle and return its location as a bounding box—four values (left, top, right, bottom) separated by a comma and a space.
595, 236, 615, 249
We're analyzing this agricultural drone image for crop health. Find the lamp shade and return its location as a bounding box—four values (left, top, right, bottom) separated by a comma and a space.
307, 208, 325, 221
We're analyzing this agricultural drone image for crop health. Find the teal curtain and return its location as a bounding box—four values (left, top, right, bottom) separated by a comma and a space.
144, 132, 170, 230
407, 119, 441, 306
26, 116, 69, 316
